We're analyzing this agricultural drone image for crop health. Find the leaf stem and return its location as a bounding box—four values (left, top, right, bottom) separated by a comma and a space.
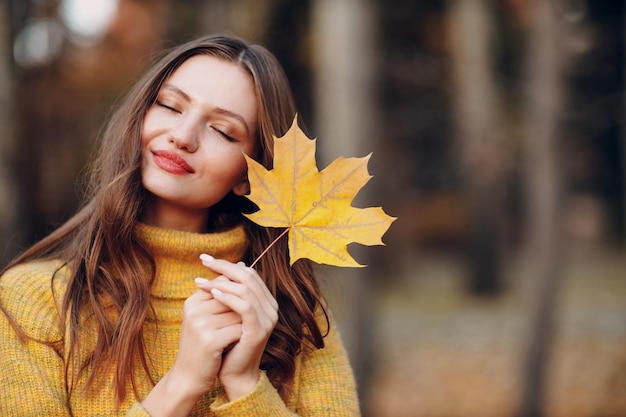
250, 227, 291, 268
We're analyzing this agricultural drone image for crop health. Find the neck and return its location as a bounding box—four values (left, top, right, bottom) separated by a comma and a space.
142, 198, 209, 233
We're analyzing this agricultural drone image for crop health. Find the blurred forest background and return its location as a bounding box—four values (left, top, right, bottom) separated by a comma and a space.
1, 0, 625, 416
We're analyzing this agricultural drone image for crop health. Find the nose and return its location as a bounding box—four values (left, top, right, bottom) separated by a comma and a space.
169, 114, 200, 152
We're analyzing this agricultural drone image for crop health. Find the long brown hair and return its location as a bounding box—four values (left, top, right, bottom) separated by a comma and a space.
1, 33, 327, 402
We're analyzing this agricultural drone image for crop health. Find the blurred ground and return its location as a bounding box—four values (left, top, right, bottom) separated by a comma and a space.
365, 244, 626, 417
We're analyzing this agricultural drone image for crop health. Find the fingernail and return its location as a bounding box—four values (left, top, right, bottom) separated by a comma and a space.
195, 277, 210, 285
200, 253, 214, 262
211, 288, 223, 297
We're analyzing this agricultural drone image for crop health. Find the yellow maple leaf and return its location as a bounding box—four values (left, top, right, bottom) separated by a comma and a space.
244, 117, 396, 267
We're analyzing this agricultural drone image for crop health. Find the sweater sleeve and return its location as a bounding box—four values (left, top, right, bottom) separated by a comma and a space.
0, 262, 71, 416
0, 262, 152, 417
210, 319, 361, 417
292, 320, 361, 416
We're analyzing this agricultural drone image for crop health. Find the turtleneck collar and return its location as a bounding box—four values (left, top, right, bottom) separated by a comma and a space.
135, 223, 248, 300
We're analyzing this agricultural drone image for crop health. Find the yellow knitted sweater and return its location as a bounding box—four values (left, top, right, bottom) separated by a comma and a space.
0, 223, 360, 416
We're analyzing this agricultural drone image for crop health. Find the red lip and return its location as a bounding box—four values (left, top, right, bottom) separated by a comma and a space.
152, 150, 195, 174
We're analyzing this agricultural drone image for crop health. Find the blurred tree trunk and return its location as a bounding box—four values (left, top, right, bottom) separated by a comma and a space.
195, 0, 278, 40
311, 0, 378, 408
621, 8, 626, 245
519, 1, 566, 416
448, 0, 504, 295
0, 1, 22, 266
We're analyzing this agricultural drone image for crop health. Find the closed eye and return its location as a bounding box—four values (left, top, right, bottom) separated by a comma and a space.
156, 100, 180, 113
213, 127, 237, 142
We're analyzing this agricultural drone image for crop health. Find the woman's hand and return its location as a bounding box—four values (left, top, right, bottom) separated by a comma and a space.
174, 281, 244, 394
197, 253, 279, 401
142, 277, 243, 417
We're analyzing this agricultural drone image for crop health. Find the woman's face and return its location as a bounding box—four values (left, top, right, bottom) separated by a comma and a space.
140, 54, 258, 231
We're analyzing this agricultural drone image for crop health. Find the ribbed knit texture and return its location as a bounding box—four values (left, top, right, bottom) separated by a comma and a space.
0, 223, 360, 416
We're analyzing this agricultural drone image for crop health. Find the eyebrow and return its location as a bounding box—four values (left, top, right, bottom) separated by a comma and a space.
161, 84, 251, 135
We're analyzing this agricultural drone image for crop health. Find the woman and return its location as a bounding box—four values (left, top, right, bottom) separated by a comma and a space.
0, 33, 360, 416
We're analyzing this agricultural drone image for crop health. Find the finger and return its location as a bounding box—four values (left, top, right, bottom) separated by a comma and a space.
202, 277, 277, 325
187, 284, 215, 302
199, 255, 278, 325
200, 255, 260, 288
194, 277, 226, 294
215, 324, 243, 352
200, 255, 278, 312
185, 288, 232, 316
236, 263, 278, 311
191, 277, 272, 334
191, 323, 242, 355
210, 287, 277, 337
210, 311, 243, 330
219, 279, 278, 328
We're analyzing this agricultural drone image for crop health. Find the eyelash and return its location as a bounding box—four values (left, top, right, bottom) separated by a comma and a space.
213, 127, 237, 142
155, 100, 237, 142
156, 100, 179, 113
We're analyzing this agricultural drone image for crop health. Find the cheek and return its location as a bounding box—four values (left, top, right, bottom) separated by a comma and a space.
140, 111, 159, 148
227, 154, 249, 180
219, 153, 249, 188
